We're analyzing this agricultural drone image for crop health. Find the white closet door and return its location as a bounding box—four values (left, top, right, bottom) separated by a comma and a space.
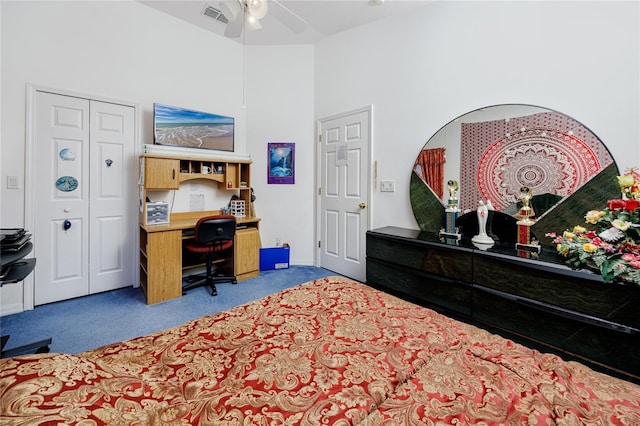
34, 92, 90, 304
89, 100, 135, 294
33, 92, 135, 305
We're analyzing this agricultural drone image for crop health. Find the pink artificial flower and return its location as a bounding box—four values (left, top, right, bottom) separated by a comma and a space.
591, 237, 603, 246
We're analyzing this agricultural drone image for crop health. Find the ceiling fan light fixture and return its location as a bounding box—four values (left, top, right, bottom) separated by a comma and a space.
247, 0, 268, 20
245, 15, 263, 30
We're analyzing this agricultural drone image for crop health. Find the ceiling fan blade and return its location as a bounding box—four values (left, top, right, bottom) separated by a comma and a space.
269, 0, 308, 34
224, 14, 245, 37
220, 0, 245, 38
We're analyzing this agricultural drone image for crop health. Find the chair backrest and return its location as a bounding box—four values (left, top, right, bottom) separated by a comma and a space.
194, 215, 236, 246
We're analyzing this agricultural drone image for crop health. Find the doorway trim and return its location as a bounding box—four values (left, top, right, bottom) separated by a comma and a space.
23, 84, 141, 311
315, 105, 373, 274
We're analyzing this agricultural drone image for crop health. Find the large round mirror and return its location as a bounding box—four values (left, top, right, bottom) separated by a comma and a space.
410, 104, 619, 237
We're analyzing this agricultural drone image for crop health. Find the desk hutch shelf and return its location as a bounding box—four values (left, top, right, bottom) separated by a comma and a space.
138, 154, 259, 305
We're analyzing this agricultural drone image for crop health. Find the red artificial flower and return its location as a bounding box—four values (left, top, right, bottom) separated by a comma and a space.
625, 199, 640, 211
608, 199, 626, 210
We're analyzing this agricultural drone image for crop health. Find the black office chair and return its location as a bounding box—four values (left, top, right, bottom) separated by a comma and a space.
182, 215, 237, 296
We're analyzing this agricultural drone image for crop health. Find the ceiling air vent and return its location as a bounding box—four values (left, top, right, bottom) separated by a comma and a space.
202, 4, 229, 24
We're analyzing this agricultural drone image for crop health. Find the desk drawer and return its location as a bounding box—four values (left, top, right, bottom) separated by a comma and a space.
235, 227, 261, 279
141, 229, 182, 304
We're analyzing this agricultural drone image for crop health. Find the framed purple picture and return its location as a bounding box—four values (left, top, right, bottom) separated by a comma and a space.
268, 142, 295, 184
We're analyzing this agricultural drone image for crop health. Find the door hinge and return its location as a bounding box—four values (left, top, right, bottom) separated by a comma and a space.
318, 134, 322, 143
318, 187, 322, 196
318, 240, 321, 248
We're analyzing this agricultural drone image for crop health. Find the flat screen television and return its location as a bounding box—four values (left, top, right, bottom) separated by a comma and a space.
153, 103, 234, 152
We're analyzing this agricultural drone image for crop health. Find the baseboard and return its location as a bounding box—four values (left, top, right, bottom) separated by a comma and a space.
0, 302, 25, 317
290, 259, 315, 266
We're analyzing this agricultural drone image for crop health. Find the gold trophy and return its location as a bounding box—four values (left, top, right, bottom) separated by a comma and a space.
515, 186, 540, 255
517, 186, 534, 224
439, 179, 461, 242
447, 179, 459, 209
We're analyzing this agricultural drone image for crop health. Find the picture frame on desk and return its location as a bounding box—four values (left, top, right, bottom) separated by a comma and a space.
268, 142, 295, 185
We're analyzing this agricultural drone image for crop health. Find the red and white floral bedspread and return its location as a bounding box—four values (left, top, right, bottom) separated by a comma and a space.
1, 276, 639, 425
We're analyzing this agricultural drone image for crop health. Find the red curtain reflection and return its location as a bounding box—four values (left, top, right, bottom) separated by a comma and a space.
414, 147, 445, 199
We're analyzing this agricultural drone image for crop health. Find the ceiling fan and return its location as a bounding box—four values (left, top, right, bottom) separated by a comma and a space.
218, 0, 308, 38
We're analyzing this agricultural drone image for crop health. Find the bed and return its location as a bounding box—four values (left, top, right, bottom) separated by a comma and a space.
2, 276, 639, 425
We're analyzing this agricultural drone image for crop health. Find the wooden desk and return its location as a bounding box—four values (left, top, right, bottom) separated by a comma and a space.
139, 211, 261, 304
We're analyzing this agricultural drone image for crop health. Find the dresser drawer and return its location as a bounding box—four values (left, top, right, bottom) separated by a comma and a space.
472, 285, 640, 379
367, 232, 473, 283
367, 258, 472, 318
473, 252, 640, 329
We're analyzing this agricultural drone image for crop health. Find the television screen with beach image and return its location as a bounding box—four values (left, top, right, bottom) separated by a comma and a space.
153, 103, 234, 152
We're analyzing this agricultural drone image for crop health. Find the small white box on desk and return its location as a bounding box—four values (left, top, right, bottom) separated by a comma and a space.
230, 199, 246, 218
146, 202, 169, 225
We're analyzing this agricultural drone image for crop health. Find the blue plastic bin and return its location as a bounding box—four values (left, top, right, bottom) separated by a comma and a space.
260, 246, 290, 271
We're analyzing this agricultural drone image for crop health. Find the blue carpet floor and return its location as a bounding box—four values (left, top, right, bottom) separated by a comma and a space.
1, 266, 336, 355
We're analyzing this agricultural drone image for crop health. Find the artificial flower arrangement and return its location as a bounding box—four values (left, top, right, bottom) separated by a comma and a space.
547, 167, 640, 286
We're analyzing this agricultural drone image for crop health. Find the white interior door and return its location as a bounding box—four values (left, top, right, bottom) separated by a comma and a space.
34, 92, 90, 304
89, 101, 135, 293
32, 91, 135, 305
318, 108, 371, 282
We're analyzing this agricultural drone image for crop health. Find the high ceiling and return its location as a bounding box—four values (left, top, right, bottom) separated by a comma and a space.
139, 0, 432, 45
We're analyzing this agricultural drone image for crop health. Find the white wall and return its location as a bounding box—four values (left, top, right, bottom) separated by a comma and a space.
315, 0, 640, 230
2, 0, 638, 314
0, 1, 317, 314
0, 1, 248, 312
245, 45, 316, 262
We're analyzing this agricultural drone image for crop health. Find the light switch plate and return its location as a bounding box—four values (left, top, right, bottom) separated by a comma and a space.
380, 180, 395, 192
6, 176, 19, 189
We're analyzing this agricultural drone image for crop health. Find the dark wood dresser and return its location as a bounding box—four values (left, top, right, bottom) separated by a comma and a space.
366, 226, 640, 383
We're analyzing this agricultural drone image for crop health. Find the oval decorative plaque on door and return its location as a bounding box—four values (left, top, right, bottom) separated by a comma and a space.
55, 176, 78, 192
58, 148, 76, 161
